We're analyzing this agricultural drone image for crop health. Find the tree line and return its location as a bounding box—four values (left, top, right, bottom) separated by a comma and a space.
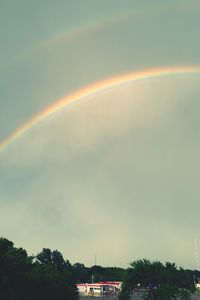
1, 237, 200, 300
0, 237, 125, 299
119, 259, 200, 300
0, 237, 78, 300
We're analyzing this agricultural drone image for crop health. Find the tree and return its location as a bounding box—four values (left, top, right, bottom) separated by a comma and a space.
0, 238, 78, 300
36, 248, 52, 264
73, 263, 89, 283
35, 248, 78, 299
119, 259, 195, 300
0, 238, 33, 300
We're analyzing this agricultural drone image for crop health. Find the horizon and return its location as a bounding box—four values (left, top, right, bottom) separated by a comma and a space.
2, 235, 200, 270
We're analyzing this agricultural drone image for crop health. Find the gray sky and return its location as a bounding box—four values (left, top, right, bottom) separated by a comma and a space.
1, 0, 200, 268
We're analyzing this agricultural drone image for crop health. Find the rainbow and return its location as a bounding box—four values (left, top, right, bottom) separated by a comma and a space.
1, 65, 200, 152
0, 10, 139, 70
1, 1, 172, 71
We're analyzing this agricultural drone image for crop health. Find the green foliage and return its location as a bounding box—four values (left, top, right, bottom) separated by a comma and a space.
120, 259, 195, 300
0, 237, 125, 300
2, 237, 196, 300
0, 238, 78, 300
36, 248, 67, 271
72, 263, 125, 283
72, 263, 89, 283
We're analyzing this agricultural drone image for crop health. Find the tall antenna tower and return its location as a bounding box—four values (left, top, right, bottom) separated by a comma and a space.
194, 237, 199, 271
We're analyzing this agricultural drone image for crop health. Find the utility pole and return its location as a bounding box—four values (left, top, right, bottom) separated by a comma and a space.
194, 238, 200, 299
194, 238, 199, 271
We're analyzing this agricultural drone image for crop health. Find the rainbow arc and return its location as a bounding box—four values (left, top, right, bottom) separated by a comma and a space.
1, 65, 200, 152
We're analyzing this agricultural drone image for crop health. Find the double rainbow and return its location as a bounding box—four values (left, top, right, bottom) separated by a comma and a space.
1, 65, 200, 152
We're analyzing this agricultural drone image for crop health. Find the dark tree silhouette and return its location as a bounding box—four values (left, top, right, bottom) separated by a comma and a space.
0, 238, 78, 300
119, 259, 195, 300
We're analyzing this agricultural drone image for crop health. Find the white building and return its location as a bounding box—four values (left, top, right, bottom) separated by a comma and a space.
77, 281, 122, 297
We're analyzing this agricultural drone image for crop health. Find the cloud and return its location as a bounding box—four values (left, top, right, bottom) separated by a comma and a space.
0, 77, 193, 166
1, 77, 200, 267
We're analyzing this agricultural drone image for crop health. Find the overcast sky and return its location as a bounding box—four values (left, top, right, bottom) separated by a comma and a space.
1, 0, 200, 268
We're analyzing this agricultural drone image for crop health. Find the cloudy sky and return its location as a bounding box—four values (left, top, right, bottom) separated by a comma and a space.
1, 0, 200, 268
